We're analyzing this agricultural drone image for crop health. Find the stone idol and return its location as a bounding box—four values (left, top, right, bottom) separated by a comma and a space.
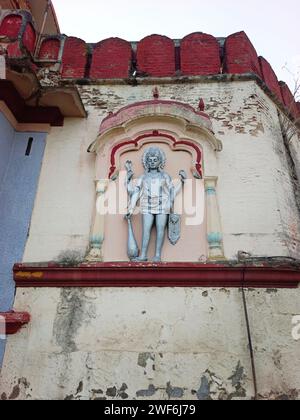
125, 147, 186, 262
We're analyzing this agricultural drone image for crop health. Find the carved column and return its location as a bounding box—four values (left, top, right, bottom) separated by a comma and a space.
0, 55, 6, 79
86, 179, 109, 262
205, 177, 224, 260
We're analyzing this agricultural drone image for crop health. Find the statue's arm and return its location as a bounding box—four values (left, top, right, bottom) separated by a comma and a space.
171, 170, 187, 196
127, 176, 143, 216
125, 160, 135, 197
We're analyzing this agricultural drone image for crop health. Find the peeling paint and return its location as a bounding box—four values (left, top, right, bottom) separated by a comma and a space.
106, 386, 117, 398
90, 388, 106, 400
118, 383, 129, 400
136, 385, 157, 398
76, 381, 83, 395
15, 271, 43, 279
138, 353, 155, 368
228, 362, 245, 387
166, 382, 184, 399
258, 389, 299, 400
1, 392, 7, 400
106, 384, 128, 400
5, 377, 32, 400
266, 289, 278, 294
9, 385, 20, 400
195, 376, 211, 400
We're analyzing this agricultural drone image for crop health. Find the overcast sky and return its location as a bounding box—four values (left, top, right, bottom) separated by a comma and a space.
52, 0, 299, 91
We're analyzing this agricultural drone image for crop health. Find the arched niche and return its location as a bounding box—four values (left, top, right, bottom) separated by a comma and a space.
87, 99, 224, 263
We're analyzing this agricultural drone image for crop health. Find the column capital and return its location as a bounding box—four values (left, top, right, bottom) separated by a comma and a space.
204, 176, 218, 187
205, 177, 218, 195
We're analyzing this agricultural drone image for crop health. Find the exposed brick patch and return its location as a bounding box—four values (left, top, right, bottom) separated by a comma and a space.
224, 31, 261, 78
259, 57, 282, 102
61, 37, 87, 79
90, 38, 132, 79
22, 22, 35, 54
38, 38, 61, 61
280, 81, 300, 119
136, 35, 175, 77
181, 33, 221, 76
0, 14, 23, 38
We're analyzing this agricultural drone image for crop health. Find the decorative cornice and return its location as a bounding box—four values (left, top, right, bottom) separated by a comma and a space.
0, 311, 30, 335
99, 99, 212, 135
13, 263, 300, 289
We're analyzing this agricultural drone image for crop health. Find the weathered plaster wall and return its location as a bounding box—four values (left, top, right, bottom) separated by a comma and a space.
0, 112, 47, 363
23, 80, 300, 262
0, 287, 299, 400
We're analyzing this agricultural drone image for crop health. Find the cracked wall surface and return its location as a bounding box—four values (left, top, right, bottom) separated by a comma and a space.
0, 287, 299, 400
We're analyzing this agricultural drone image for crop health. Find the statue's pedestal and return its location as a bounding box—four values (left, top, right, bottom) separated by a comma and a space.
13, 262, 300, 288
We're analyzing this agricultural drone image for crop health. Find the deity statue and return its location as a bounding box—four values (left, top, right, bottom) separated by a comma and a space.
125, 147, 187, 262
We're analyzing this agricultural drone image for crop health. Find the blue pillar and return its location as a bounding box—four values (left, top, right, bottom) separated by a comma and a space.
0, 112, 47, 365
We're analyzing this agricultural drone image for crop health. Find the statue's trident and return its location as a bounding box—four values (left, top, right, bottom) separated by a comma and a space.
125, 160, 139, 260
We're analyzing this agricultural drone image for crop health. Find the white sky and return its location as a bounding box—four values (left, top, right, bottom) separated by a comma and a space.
52, 0, 299, 91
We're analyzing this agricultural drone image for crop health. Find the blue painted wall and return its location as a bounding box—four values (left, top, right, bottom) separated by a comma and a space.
0, 112, 47, 365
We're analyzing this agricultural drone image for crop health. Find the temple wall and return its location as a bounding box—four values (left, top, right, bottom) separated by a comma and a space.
0, 287, 299, 400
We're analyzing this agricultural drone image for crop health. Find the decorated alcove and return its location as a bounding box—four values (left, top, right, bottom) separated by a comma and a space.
86, 96, 224, 263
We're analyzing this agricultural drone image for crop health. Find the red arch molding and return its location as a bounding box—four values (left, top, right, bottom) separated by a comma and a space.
109, 131, 203, 179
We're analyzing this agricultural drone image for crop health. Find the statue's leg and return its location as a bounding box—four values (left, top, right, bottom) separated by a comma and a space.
153, 214, 168, 262
135, 214, 154, 262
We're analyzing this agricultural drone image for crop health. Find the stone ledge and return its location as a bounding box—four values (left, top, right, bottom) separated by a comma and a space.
13, 262, 300, 289
0, 311, 30, 335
